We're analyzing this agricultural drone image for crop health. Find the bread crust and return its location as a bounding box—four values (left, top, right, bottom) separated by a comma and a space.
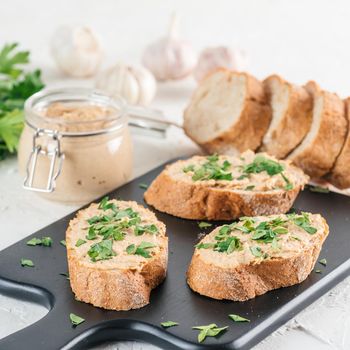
144, 170, 306, 221
66, 202, 168, 311
187, 217, 329, 301
328, 98, 350, 189
184, 70, 271, 155
288, 81, 347, 178
260, 75, 313, 158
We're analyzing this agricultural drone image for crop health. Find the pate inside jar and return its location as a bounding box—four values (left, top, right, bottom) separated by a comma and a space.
18, 87, 133, 204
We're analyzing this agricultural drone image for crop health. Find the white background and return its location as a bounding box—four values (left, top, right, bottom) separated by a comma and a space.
1, 0, 350, 349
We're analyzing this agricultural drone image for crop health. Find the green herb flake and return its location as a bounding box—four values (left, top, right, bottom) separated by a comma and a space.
20, 258, 34, 267
87, 239, 116, 262
183, 164, 195, 173
60, 272, 70, 280
75, 239, 86, 247
191, 155, 233, 182
198, 222, 212, 229
243, 155, 284, 176
309, 185, 330, 193
69, 313, 85, 326
26, 238, 42, 246
315, 269, 322, 274
60, 240, 66, 247
192, 323, 228, 343
195, 242, 216, 249
229, 314, 250, 322
245, 185, 255, 191
319, 258, 327, 266
281, 173, 293, 190
161, 321, 179, 328
126, 241, 157, 259
41, 237, 52, 247
139, 183, 148, 189
250, 246, 263, 257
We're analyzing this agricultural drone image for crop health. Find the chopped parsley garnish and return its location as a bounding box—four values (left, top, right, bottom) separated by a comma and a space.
250, 246, 263, 257
60, 272, 70, 280
198, 222, 212, 229
192, 323, 228, 343
245, 185, 255, 191
185, 155, 233, 181
139, 183, 148, 189
21, 258, 34, 267
98, 196, 117, 211
243, 155, 284, 176
126, 241, 157, 258
87, 239, 116, 262
196, 235, 242, 254
251, 218, 288, 243
134, 224, 158, 236
319, 258, 327, 266
26, 236, 52, 247
229, 314, 250, 322
281, 173, 293, 190
69, 313, 85, 326
315, 269, 322, 274
308, 185, 330, 193
161, 321, 179, 328
288, 212, 317, 234
60, 240, 66, 247
75, 239, 86, 247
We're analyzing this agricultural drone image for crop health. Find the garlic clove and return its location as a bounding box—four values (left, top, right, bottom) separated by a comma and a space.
142, 14, 197, 81
194, 46, 248, 83
51, 25, 103, 78
95, 63, 157, 106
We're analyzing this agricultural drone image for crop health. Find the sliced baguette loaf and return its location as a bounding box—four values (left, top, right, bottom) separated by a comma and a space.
66, 198, 168, 311
144, 150, 309, 221
287, 81, 347, 178
187, 212, 329, 301
183, 69, 271, 155
260, 75, 313, 158
328, 98, 350, 189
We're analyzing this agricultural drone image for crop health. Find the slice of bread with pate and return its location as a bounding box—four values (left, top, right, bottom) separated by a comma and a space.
260, 75, 313, 158
66, 197, 168, 311
187, 212, 329, 301
328, 97, 350, 189
183, 69, 271, 155
144, 150, 309, 221
287, 81, 347, 178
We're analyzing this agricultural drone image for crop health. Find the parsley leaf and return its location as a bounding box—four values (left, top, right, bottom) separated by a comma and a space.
289, 212, 317, 234
161, 321, 179, 328
250, 246, 263, 257
308, 185, 330, 193
75, 239, 86, 247
139, 183, 148, 189
198, 222, 212, 229
243, 155, 284, 176
190, 155, 233, 181
41, 237, 52, 247
26, 238, 43, 246
21, 258, 34, 267
69, 313, 85, 326
126, 241, 157, 258
87, 239, 116, 262
26, 236, 52, 247
229, 314, 250, 322
192, 324, 228, 343
319, 258, 327, 266
60, 240, 66, 247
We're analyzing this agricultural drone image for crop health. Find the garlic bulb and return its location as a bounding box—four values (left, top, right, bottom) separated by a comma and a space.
51, 25, 103, 78
95, 63, 157, 106
194, 46, 248, 82
142, 14, 197, 81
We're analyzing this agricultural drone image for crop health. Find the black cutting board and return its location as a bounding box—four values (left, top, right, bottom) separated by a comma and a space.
1, 160, 350, 350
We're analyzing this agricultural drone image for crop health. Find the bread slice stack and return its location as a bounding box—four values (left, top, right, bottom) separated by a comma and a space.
287, 81, 347, 178
183, 70, 350, 189
66, 198, 168, 311
144, 150, 309, 220
187, 212, 329, 301
183, 69, 271, 155
260, 75, 313, 158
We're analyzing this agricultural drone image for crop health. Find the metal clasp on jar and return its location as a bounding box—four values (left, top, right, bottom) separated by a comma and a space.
23, 128, 64, 192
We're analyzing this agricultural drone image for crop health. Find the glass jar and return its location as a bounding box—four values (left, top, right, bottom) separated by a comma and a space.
18, 87, 133, 204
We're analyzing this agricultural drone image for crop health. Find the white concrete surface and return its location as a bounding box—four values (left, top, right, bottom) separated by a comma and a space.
1, 0, 350, 349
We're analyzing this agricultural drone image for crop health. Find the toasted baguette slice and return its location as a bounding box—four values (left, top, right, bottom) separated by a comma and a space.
260, 75, 313, 158
328, 98, 350, 189
187, 212, 329, 301
66, 199, 168, 311
144, 150, 309, 221
288, 81, 347, 178
183, 69, 271, 155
